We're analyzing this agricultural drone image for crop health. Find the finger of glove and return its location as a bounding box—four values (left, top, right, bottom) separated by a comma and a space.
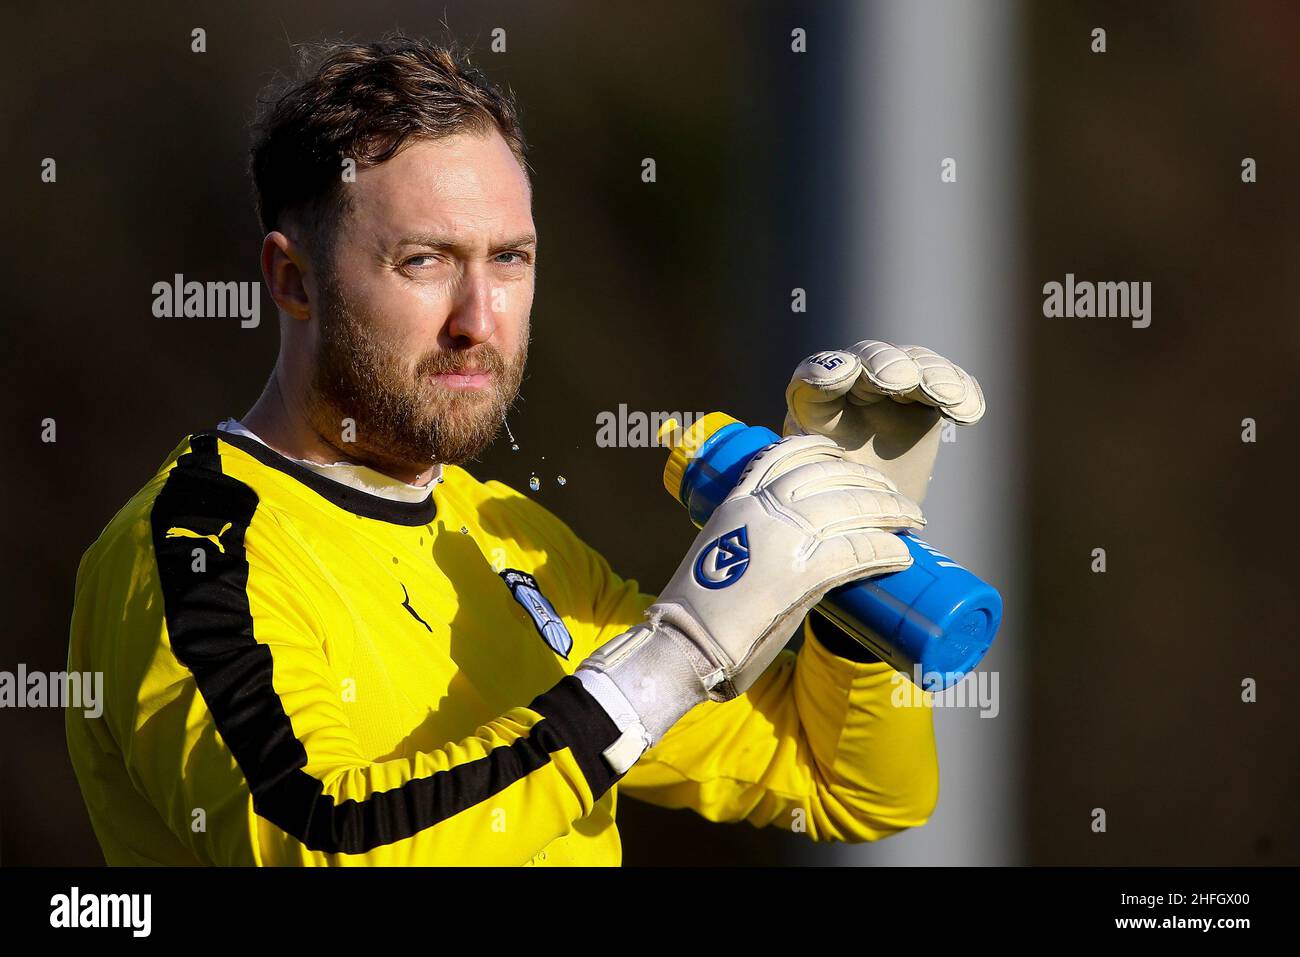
945, 363, 986, 424
785, 350, 862, 433
761, 457, 902, 502
786, 484, 925, 534
730, 433, 846, 497
816, 528, 916, 584
894, 345, 986, 424
846, 341, 922, 405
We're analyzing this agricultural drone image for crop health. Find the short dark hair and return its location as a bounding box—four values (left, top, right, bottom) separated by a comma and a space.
250, 35, 529, 263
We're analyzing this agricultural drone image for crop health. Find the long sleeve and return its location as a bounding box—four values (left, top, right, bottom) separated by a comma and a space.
618, 616, 940, 841
558, 510, 940, 843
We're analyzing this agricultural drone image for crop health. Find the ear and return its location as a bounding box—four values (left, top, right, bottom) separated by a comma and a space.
260, 231, 312, 321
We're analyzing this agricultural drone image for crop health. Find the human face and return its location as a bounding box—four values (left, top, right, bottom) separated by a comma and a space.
305, 129, 535, 474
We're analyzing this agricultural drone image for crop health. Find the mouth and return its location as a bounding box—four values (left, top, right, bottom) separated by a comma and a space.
429, 369, 494, 390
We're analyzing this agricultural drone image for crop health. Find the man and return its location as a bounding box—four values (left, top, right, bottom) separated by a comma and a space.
66, 37, 984, 866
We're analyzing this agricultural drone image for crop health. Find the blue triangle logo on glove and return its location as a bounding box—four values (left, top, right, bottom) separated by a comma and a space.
693, 525, 750, 589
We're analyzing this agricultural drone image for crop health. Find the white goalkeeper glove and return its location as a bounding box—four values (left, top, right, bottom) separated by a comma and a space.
576, 432, 923, 773
783, 340, 986, 506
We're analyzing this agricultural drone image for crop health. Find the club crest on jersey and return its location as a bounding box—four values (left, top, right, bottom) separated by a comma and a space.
499, 569, 573, 659
693, 525, 750, 589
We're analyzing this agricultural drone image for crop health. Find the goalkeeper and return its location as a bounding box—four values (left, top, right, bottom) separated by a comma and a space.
66, 37, 983, 866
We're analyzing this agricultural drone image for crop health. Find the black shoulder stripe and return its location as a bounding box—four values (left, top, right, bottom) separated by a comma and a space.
150, 433, 623, 856
208, 429, 437, 526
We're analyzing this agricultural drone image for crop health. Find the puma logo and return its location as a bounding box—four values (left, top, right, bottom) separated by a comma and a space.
166, 522, 232, 553
400, 583, 432, 633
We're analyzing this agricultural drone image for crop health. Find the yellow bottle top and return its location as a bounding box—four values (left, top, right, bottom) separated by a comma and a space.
657, 411, 741, 501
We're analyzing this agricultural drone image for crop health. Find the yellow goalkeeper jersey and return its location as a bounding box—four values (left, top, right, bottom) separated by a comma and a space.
66, 426, 939, 866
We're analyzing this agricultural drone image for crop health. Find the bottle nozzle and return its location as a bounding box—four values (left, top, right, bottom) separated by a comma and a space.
660, 412, 742, 502
657, 417, 683, 449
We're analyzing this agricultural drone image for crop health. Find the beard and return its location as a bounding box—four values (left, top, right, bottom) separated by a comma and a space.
305, 275, 528, 474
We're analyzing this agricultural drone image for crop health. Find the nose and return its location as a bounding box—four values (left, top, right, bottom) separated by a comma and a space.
445, 265, 498, 347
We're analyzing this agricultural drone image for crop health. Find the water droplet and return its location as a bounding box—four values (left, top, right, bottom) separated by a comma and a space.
459, 525, 468, 535
510, 443, 519, 452
528, 475, 540, 492
556, 475, 567, 486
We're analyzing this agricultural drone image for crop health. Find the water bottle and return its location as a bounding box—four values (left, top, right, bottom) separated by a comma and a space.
658, 413, 1001, 691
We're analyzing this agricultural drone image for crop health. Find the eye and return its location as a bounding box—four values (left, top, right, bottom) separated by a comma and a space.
402, 254, 440, 269
494, 251, 531, 266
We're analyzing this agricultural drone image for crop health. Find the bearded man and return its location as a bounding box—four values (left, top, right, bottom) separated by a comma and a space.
66, 36, 983, 866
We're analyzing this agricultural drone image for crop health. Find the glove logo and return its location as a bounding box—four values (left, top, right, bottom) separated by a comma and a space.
693, 525, 750, 589
810, 352, 845, 372
499, 568, 574, 659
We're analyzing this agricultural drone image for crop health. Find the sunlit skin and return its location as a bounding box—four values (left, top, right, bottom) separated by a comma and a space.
244, 129, 536, 485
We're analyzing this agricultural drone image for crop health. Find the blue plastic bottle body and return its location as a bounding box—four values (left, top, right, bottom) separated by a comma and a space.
676, 422, 1002, 691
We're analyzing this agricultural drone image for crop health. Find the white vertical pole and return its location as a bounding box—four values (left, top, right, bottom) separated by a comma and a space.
828, 0, 1026, 866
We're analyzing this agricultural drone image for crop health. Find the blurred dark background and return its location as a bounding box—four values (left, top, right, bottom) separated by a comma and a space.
1, 0, 1296, 865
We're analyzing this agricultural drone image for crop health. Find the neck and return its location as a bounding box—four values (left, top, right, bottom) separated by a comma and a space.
240, 369, 438, 487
